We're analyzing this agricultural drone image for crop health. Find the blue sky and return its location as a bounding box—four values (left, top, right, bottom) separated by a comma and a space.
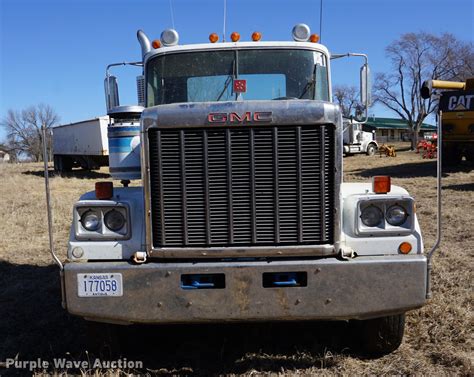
0, 0, 473, 139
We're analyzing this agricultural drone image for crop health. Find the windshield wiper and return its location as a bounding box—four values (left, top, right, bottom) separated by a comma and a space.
216, 75, 233, 101
216, 55, 237, 101
298, 64, 318, 99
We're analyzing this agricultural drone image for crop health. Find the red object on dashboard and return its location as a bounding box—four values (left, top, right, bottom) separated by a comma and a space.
233, 79, 247, 93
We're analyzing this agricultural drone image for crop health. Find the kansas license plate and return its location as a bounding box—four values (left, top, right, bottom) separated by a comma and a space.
77, 273, 123, 297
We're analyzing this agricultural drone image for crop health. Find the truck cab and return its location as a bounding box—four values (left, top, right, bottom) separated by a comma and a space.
61, 25, 427, 356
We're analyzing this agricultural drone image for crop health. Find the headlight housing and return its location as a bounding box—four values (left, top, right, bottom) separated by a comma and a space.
104, 209, 126, 231
75, 203, 130, 240
81, 210, 101, 231
360, 205, 383, 227
356, 197, 414, 236
386, 205, 408, 226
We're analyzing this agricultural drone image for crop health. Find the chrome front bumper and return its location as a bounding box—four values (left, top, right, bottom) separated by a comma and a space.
63, 255, 427, 324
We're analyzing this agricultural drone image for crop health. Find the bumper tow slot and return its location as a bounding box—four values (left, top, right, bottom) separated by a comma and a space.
181, 274, 225, 290
263, 272, 307, 288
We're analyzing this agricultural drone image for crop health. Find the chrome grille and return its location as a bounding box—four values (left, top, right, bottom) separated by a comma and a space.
148, 125, 335, 247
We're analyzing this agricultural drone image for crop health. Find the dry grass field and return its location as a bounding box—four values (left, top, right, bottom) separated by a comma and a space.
0, 145, 472, 375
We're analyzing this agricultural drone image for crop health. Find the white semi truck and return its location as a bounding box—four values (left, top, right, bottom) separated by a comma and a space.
54, 24, 432, 356
343, 119, 378, 156
53, 117, 109, 172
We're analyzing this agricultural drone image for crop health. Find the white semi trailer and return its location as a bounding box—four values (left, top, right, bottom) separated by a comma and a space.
53, 116, 109, 172
50, 24, 436, 357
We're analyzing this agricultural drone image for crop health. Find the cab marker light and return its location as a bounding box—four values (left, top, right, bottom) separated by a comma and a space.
252, 31, 262, 41
230, 32, 240, 42
309, 33, 320, 43
152, 39, 161, 49
209, 33, 219, 43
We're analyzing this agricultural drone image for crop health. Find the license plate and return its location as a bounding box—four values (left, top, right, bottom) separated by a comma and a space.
77, 273, 123, 297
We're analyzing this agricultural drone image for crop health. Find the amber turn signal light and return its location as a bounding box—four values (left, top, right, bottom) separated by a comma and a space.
399, 242, 412, 254
95, 182, 113, 200
209, 33, 219, 43
230, 32, 240, 42
152, 39, 161, 49
372, 176, 391, 194
252, 31, 262, 41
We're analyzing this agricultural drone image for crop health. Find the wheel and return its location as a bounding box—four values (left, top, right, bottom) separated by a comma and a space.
53, 155, 72, 173
366, 143, 377, 156
356, 313, 405, 356
442, 144, 461, 167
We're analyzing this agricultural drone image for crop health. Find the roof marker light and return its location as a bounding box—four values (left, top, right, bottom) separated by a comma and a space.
152, 39, 161, 49
252, 31, 262, 41
309, 33, 320, 43
209, 33, 219, 43
230, 32, 240, 42
160, 28, 179, 46
292, 23, 310, 42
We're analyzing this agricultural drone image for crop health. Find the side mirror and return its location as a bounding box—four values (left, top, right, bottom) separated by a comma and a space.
104, 75, 120, 112
360, 64, 372, 107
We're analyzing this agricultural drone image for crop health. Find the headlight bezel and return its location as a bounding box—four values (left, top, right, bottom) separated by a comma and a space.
75, 202, 130, 240
356, 197, 414, 236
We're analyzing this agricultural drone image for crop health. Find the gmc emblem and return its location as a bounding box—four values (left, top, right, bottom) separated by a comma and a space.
207, 111, 273, 124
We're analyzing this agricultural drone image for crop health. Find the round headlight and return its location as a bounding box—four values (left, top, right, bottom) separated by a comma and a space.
81, 211, 100, 231
386, 205, 408, 226
104, 210, 125, 231
361, 205, 383, 227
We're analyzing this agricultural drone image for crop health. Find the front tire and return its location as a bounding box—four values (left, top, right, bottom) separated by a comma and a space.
356, 313, 405, 356
366, 143, 377, 156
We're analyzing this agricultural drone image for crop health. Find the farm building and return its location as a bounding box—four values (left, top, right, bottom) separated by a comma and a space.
363, 117, 437, 143
0, 149, 10, 163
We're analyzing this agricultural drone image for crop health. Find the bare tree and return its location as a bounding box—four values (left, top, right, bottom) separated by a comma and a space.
333, 85, 362, 117
1, 104, 59, 162
373, 32, 474, 149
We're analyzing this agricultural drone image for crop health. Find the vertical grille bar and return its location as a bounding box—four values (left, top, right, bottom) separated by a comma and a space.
273, 127, 280, 243
319, 125, 326, 239
296, 126, 303, 242
157, 130, 166, 244
179, 130, 188, 245
250, 128, 257, 243
203, 130, 211, 244
226, 128, 234, 243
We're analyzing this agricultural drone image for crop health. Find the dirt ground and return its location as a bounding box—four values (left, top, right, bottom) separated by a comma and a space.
0, 145, 472, 375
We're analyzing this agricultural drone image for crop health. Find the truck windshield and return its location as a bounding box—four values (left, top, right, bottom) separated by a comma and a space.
146, 49, 329, 106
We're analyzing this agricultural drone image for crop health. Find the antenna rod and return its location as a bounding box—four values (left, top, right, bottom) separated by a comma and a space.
319, 0, 323, 41
169, 0, 175, 29
223, 0, 227, 42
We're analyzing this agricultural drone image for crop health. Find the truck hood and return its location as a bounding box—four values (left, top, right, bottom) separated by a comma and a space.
141, 100, 341, 130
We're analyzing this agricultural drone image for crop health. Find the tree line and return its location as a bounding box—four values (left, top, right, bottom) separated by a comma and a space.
1, 31, 473, 160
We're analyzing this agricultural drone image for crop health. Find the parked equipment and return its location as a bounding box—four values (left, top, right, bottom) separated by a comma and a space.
53, 117, 109, 172
421, 78, 474, 166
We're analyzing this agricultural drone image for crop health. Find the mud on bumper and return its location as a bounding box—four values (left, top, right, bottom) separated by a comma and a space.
63, 255, 427, 324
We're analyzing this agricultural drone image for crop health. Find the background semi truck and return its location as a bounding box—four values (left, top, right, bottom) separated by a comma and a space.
53, 116, 109, 172
53, 24, 432, 356
343, 119, 377, 156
